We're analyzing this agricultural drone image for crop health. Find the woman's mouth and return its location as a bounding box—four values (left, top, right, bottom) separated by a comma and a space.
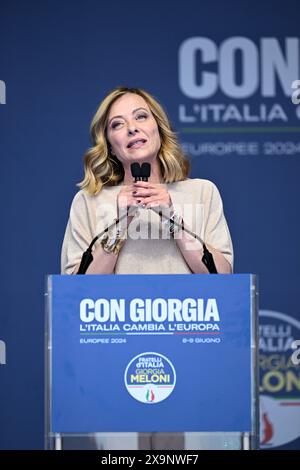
127, 138, 147, 149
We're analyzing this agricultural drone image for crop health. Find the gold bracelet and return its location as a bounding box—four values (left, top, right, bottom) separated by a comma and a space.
101, 230, 126, 255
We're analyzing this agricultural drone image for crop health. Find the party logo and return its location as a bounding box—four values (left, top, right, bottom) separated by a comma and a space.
124, 352, 176, 404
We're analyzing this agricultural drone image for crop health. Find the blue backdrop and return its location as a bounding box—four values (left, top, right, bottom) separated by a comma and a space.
0, 0, 299, 449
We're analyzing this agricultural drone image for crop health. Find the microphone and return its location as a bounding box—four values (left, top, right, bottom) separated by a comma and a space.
141, 162, 151, 181
130, 162, 151, 181
77, 162, 218, 274
130, 162, 141, 182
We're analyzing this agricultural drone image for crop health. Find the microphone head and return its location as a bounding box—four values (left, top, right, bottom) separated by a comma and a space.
141, 162, 151, 181
130, 162, 141, 180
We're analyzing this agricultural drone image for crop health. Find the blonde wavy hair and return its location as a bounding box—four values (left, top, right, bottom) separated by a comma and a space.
79, 87, 190, 194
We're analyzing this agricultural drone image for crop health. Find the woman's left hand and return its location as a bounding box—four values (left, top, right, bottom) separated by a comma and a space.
132, 181, 171, 209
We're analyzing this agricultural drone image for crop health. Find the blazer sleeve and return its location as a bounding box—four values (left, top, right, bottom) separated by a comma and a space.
203, 182, 234, 270
61, 191, 96, 274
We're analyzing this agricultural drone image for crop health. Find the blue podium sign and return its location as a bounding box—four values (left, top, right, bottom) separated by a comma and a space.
47, 274, 256, 433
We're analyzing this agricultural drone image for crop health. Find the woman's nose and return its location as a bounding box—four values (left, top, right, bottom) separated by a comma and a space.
128, 124, 138, 135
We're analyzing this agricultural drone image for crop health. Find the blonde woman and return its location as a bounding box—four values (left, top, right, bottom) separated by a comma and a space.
61, 87, 233, 277
60, 87, 234, 450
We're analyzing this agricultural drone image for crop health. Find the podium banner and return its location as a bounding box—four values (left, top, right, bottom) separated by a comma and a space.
47, 274, 256, 433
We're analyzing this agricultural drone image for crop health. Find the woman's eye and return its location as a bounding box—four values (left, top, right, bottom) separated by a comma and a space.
111, 121, 123, 129
136, 113, 148, 120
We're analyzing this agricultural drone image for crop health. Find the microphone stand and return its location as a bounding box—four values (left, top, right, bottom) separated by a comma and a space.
78, 205, 217, 274
77, 212, 129, 274
78, 161, 218, 274
157, 209, 218, 274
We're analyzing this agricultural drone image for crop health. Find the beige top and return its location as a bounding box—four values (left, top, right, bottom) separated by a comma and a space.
61, 178, 233, 274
